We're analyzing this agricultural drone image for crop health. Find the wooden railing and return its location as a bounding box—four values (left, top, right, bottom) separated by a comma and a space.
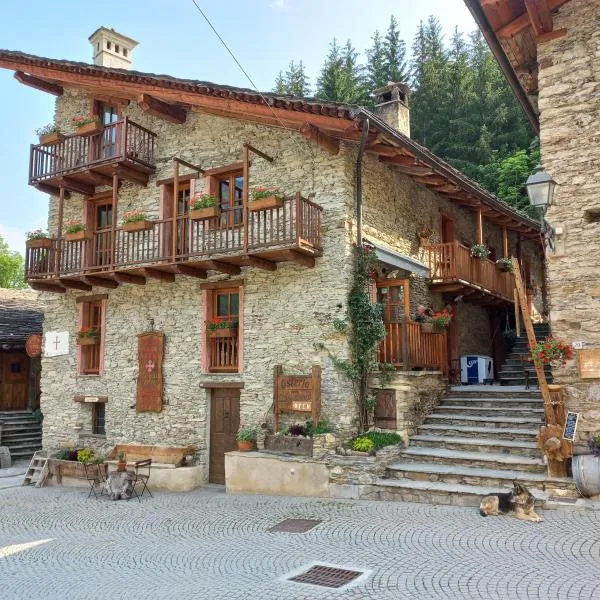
207, 332, 239, 372
425, 241, 514, 300
29, 118, 157, 183
25, 195, 323, 279
377, 320, 448, 375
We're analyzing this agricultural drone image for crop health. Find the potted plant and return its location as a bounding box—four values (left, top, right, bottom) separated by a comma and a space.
121, 209, 154, 232
248, 187, 284, 211
495, 257, 513, 272
64, 219, 90, 242
36, 123, 64, 146
116, 451, 127, 472
72, 114, 102, 137
206, 318, 238, 338
76, 327, 99, 346
236, 425, 256, 451
430, 309, 452, 332
26, 229, 52, 249
470, 243, 491, 260
530, 337, 573, 369
414, 305, 434, 333
189, 193, 220, 220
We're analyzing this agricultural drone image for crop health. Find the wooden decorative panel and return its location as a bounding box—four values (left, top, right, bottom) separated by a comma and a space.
136, 332, 164, 412
374, 389, 397, 430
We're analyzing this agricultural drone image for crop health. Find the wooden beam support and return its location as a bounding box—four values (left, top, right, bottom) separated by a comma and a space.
496, 0, 571, 39
244, 143, 274, 163
413, 175, 447, 187
477, 209, 484, 245
174, 264, 208, 279
247, 255, 277, 271
300, 122, 339, 155
524, 0, 553, 36
114, 165, 150, 186
285, 250, 315, 268
83, 276, 119, 289
367, 143, 401, 157
114, 272, 147, 286
205, 260, 242, 276
33, 183, 71, 198
503, 226, 509, 257
56, 177, 95, 196
435, 184, 461, 194
138, 93, 187, 124
14, 71, 63, 95
142, 268, 176, 282
59, 278, 92, 291
537, 28, 568, 43
84, 170, 113, 186
29, 282, 66, 293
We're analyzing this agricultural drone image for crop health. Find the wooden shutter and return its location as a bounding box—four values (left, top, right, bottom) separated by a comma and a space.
374, 389, 397, 430
136, 332, 164, 412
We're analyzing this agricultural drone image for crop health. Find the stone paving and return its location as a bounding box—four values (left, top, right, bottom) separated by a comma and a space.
0, 485, 599, 599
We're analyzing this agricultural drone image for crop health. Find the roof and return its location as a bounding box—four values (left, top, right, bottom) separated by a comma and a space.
0, 288, 43, 345
0, 49, 541, 236
464, 0, 574, 132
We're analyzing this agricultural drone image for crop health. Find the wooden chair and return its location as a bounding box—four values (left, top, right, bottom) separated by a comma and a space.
84, 462, 107, 499
128, 459, 152, 501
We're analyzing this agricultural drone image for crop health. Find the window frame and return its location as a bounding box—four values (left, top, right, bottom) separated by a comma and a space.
78, 299, 106, 376
206, 165, 244, 228
92, 402, 106, 435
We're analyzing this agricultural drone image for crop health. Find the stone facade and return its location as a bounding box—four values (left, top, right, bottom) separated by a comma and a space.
538, 0, 600, 451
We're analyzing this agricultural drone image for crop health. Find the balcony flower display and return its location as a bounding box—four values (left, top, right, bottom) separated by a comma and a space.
76, 327, 99, 346
26, 229, 52, 249
72, 113, 102, 137
470, 243, 491, 260
64, 219, 89, 242
495, 257, 513, 272
249, 187, 283, 211
430, 309, 452, 331
530, 337, 573, 368
35, 123, 64, 146
189, 193, 220, 221
121, 209, 154, 233
206, 318, 238, 338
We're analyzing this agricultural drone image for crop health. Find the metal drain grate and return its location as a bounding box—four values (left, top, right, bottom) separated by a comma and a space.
288, 565, 363, 588
548, 496, 579, 504
269, 518, 321, 533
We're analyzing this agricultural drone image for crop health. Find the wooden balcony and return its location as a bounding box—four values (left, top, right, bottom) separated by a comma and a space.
29, 118, 157, 194
25, 194, 323, 292
377, 320, 448, 375
424, 241, 514, 305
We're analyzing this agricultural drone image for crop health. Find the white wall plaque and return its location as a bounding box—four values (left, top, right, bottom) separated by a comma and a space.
44, 331, 70, 357
573, 341, 586, 350
84, 397, 99, 403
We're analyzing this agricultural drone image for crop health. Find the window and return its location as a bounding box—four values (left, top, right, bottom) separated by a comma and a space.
159, 178, 194, 257
123, 48, 128, 58
92, 403, 106, 435
207, 167, 244, 227
207, 287, 240, 372
115, 44, 120, 54
106, 41, 111, 50
79, 300, 104, 375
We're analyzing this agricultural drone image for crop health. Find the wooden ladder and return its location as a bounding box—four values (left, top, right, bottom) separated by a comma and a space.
23, 451, 49, 488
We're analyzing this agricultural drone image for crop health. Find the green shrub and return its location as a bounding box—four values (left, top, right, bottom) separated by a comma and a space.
363, 431, 402, 449
77, 448, 95, 464
351, 437, 375, 453
305, 420, 334, 437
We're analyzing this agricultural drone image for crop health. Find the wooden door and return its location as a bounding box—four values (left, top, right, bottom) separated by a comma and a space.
0, 353, 29, 411
441, 216, 455, 243
93, 201, 113, 267
209, 388, 240, 484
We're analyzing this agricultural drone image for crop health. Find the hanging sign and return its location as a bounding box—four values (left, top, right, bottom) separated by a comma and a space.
25, 334, 43, 358
136, 332, 165, 412
44, 331, 69, 357
578, 349, 600, 379
273, 365, 321, 432
562, 412, 579, 442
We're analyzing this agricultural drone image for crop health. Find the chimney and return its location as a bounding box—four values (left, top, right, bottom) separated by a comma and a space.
89, 27, 138, 70
372, 82, 410, 137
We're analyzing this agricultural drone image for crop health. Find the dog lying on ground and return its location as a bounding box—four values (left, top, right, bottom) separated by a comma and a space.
479, 481, 542, 522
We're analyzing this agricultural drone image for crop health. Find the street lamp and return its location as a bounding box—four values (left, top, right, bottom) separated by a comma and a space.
525, 164, 557, 214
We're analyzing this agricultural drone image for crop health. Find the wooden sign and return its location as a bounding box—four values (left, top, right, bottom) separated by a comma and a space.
136, 332, 164, 412
273, 365, 321, 431
25, 334, 42, 358
578, 349, 600, 379
562, 412, 579, 441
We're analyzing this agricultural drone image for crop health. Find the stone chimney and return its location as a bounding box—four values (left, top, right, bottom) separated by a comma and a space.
372, 82, 410, 137
89, 27, 138, 70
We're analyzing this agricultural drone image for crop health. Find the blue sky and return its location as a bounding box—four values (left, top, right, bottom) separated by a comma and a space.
0, 0, 476, 254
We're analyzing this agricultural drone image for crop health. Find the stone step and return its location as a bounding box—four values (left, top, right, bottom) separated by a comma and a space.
385, 462, 575, 496
410, 434, 541, 457
446, 386, 541, 399
441, 397, 544, 409
419, 423, 539, 440
0, 411, 36, 418
426, 414, 543, 428
0, 422, 42, 432
499, 376, 551, 385
398, 446, 547, 473
0, 431, 42, 442
431, 405, 544, 418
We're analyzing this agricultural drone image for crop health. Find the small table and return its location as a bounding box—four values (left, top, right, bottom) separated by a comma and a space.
105, 470, 134, 500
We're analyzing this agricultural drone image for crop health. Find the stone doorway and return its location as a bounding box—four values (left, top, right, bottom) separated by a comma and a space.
209, 388, 240, 484
0, 352, 29, 411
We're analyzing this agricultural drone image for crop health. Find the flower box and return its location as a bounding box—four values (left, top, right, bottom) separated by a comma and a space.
264, 433, 314, 457
421, 322, 434, 334
39, 131, 64, 146
76, 121, 103, 137
64, 230, 90, 242
122, 219, 154, 233
208, 327, 238, 339
77, 336, 99, 346
26, 238, 52, 249
248, 196, 284, 212
190, 207, 220, 221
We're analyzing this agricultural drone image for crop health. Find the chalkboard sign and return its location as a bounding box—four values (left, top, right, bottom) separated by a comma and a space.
563, 412, 579, 441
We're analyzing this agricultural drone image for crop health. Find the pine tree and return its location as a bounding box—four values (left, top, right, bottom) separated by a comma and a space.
383, 15, 408, 83
273, 70, 287, 94
367, 30, 387, 90
273, 61, 310, 96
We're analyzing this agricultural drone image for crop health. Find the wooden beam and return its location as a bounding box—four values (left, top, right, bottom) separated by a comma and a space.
14, 71, 63, 95
285, 250, 315, 268
435, 184, 461, 194
142, 268, 176, 282
524, 0, 553, 36
138, 93, 187, 124
537, 28, 568, 43
56, 177, 95, 196
503, 226, 509, 257
33, 183, 71, 198
412, 175, 447, 187
75, 293, 109, 303
114, 165, 150, 186
366, 143, 401, 157
174, 264, 208, 279
205, 260, 242, 275
477, 209, 484, 245
114, 272, 146, 285
83, 276, 119, 289
247, 255, 277, 271
244, 143, 274, 163
84, 171, 113, 186
29, 282, 66, 293
59, 278, 92, 291
496, 0, 571, 38
300, 122, 339, 155
378, 154, 419, 166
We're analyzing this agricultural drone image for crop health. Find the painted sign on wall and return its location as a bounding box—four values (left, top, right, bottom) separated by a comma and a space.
44, 331, 69, 357
273, 365, 321, 431
136, 332, 165, 412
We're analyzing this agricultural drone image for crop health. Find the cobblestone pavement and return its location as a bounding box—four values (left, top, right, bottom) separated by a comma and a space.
0, 486, 599, 600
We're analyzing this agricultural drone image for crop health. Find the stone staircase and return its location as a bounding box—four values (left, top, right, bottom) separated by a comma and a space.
498, 323, 553, 387
364, 386, 577, 506
0, 411, 43, 461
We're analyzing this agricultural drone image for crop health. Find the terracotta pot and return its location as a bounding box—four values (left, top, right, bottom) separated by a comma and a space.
64, 230, 90, 242
76, 121, 103, 137
237, 440, 255, 452
116, 461, 127, 472
26, 238, 52, 249
248, 196, 284, 211
39, 131, 64, 146
190, 207, 220, 220
76, 336, 99, 346
122, 219, 154, 232
208, 327, 238, 339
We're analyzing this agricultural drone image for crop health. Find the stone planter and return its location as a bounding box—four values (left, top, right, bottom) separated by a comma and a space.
190, 207, 220, 221
572, 454, 600, 498
122, 219, 154, 232
208, 328, 237, 339
76, 336, 99, 346
76, 121, 103, 137
264, 433, 313, 457
64, 230, 90, 242
39, 131, 64, 146
248, 196, 284, 212
26, 238, 52, 250
237, 440, 255, 452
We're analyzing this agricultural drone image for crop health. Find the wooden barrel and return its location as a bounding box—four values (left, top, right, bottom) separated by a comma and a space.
572, 455, 600, 497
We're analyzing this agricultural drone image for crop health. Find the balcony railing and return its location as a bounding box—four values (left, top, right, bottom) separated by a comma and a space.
29, 118, 157, 185
25, 194, 323, 280
424, 241, 514, 301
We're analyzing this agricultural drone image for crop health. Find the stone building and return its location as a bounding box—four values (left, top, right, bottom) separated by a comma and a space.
0, 29, 544, 485
466, 0, 600, 453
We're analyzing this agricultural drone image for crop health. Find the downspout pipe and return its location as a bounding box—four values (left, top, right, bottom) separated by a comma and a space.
356, 117, 370, 246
